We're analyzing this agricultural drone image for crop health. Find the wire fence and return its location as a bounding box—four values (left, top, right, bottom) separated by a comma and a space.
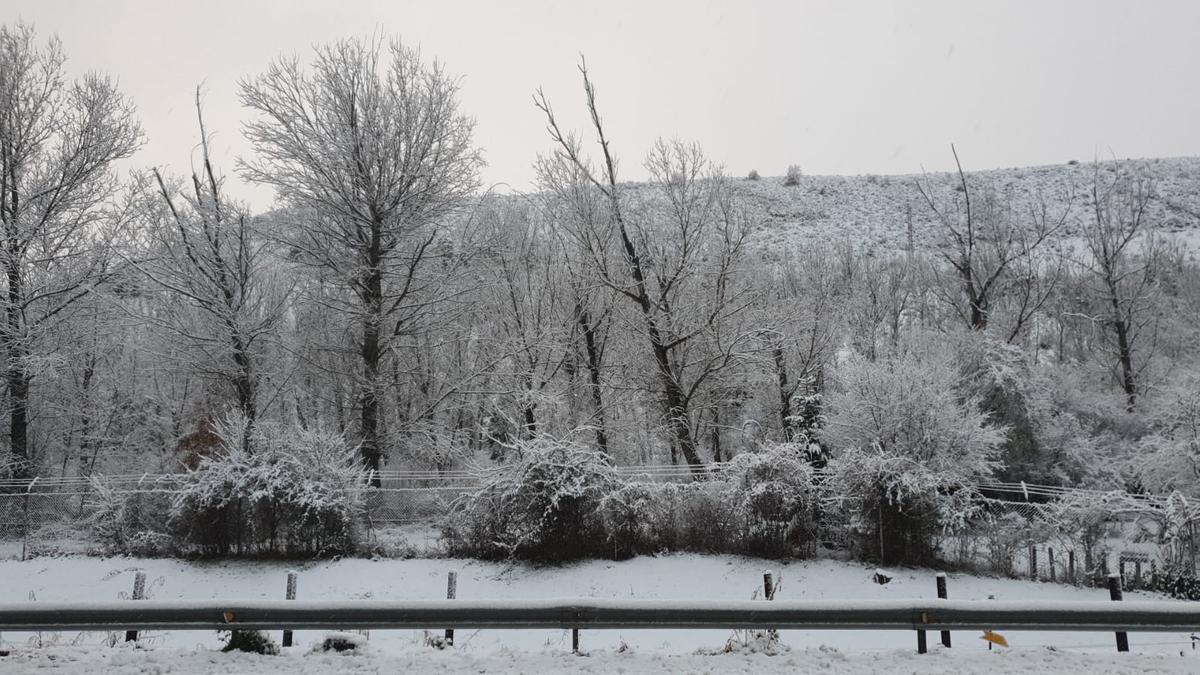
2, 466, 1196, 574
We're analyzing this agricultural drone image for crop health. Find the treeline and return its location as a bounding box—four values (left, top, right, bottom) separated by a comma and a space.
1, 24, 1198, 502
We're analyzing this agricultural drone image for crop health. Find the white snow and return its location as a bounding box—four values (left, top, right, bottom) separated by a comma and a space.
0, 553, 1193, 669
2, 642, 1199, 674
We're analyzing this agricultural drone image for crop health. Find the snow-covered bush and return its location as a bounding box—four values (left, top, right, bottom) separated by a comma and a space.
444, 436, 618, 561
783, 164, 802, 186
821, 350, 1004, 564
598, 482, 671, 557
723, 444, 820, 557
747, 169, 760, 181
87, 478, 175, 556
599, 445, 820, 558
170, 414, 366, 557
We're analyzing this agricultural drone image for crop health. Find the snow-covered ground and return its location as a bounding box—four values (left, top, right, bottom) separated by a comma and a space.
0, 554, 1194, 673
2, 642, 1198, 674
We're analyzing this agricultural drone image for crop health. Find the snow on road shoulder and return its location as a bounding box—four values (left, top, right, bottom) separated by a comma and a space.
0, 643, 1197, 674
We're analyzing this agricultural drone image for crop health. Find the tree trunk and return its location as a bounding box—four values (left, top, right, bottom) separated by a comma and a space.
773, 343, 795, 441
577, 305, 609, 456
5, 260, 31, 478
359, 229, 384, 486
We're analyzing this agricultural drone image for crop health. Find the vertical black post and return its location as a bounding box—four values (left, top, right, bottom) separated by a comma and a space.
1068, 550, 1076, 586
1151, 560, 1158, 589
936, 573, 950, 648
1048, 548, 1056, 582
1029, 544, 1037, 580
572, 627, 580, 654
282, 571, 297, 648
1119, 560, 1126, 589
445, 571, 457, 646
917, 621, 928, 654
125, 571, 146, 642
1108, 574, 1129, 652
763, 571, 775, 600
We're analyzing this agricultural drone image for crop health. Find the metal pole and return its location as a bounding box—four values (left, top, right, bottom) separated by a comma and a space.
445, 571, 457, 646
1108, 574, 1129, 653
124, 571, 146, 642
936, 573, 950, 648
282, 572, 297, 648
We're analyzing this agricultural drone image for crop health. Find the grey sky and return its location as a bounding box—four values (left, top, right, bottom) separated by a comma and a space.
10, 0, 1200, 209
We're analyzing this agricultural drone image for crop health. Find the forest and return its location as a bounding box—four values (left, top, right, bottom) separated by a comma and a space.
1, 23, 1199, 565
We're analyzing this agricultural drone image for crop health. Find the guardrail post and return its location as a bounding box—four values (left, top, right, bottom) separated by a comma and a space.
282, 571, 297, 647
445, 570, 457, 647
1107, 574, 1128, 652
936, 573, 950, 648
125, 571, 146, 642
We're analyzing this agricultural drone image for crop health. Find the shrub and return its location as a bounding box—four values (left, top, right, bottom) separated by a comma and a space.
723, 445, 820, 557
170, 414, 366, 557
783, 165, 802, 186
747, 169, 760, 181
222, 630, 279, 655
825, 447, 981, 565
598, 445, 821, 559
444, 436, 618, 561
88, 478, 175, 556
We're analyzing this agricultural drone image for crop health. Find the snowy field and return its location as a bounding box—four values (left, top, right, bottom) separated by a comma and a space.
0, 554, 1195, 673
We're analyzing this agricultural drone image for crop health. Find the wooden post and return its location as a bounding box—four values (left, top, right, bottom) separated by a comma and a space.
1048, 548, 1056, 582
1029, 544, 1037, 580
445, 571, 457, 646
762, 571, 775, 600
936, 573, 950, 648
1119, 560, 1126, 589
1068, 550, 1076, 586
1108, 574, 1129, 653
125, 571, 146, 642
282, 571, 297, 648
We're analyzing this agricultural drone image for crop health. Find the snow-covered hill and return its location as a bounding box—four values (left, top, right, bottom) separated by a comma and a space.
729, 156, 1200, 254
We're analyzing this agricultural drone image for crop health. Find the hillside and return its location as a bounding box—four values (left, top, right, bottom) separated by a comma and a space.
728, 156, 1200, 254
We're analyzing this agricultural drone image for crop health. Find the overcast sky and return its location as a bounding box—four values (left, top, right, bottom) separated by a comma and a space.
9, 0, 1200, 209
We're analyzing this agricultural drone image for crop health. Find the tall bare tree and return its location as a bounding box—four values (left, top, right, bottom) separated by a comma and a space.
917, 146, 1063, 333
535, 62, 752, 467
1079, 163, 1163, 410
0, 24, 141, 474
134, 90, 283, 437
240, 36, 483, 477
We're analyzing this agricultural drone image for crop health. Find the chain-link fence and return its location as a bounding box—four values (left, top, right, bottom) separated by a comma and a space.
4, 469, 1198, 574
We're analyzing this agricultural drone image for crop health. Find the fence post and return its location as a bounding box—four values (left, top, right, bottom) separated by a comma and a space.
282, 571, 297, 648
21, 478, 36, 562
1118, 560, 1126, 589
124, 571, 146, 642
1107, 574, 1129, 653
1029, 544, 1037, 580
445, 570, 457, 647
762, 571, 775, 600
1068, 550, 1076, 586
1134, 560, 1143, 589
936, 573, 950, 648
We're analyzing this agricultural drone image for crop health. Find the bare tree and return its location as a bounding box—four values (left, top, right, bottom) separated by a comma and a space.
240, 36, 483, 477
0, 24, 141, 474
535, 61, 753, 467
133, 90, 283, 438
916, 146, 1064, 333
1078, 163, 1163, 410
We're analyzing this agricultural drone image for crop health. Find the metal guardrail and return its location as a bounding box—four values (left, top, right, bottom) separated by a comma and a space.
0, 598, 1196, 633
